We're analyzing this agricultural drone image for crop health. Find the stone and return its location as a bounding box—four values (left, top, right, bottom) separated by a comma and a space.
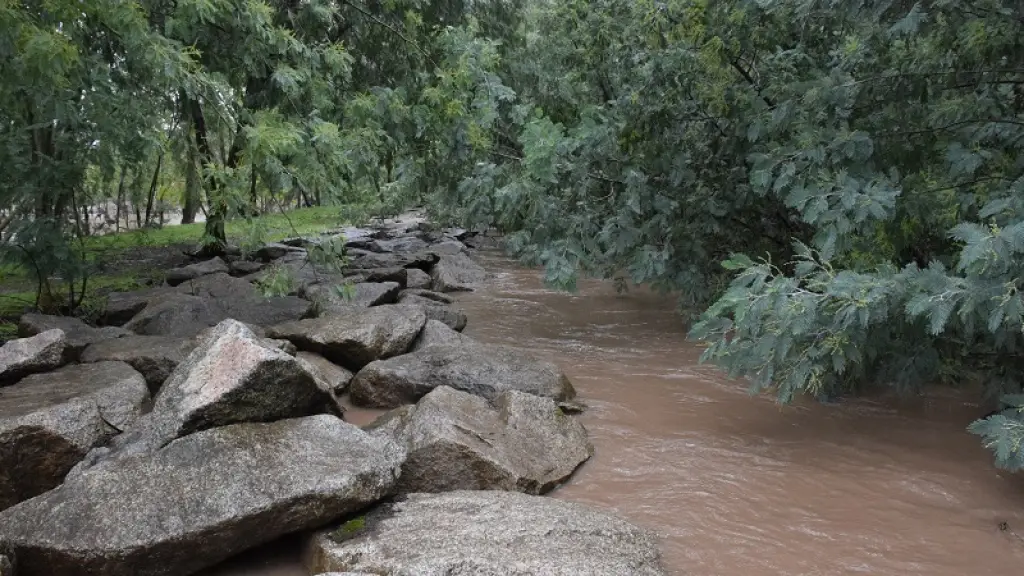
349, 339, 576, 409
296, 351, 354, 415
410, 320, 472, 351
306, 491, 666, 575
267, 306, 426, 370
256, 242, 306, 261
0, 415, 405, 576
165, 257, 230, 286
361, 267, 407, 285
81, 335, 195, 393
367, 386, 592, 494
400, 288, 455, 304
0, 361, 149, 510
370, 236, 429, 254
430, 252, 485, 292
228, 260, 264, 276
396, 291, 467, 332
18, 314, 131, 360
404, 268, 431, 289
442, 227, 470, 240
348, 251, 436, 272
426, 239, 467, 256
307, 282, 401, 314
0, 542, 12, 576
100, 286, 176, 326
123, 293, 223, 338
0, 329, 66, 386
76, 320, 328, 469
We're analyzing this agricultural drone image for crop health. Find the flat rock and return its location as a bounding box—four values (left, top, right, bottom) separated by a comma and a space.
368, 386, 592, 494
81, 335, 195, 393
256, 242, 306, 261
0, 329, 66, 386
228, 260, 264, 276
307, 282, 401, 314
425, 239, 467, 256
397, 291, 467, 332
0, 415, 405, 576
370, 237, 429, 254
349, 251, 436, 272
361, 267, 407, 285
306, 491, 666, 575
349, 339, 575, 409
267, 306, 426, 370
178, 273, 314, 326
165, 257, 229, 286
18, 314, 131, 360
76, 320, 327, 469
430, 252, 485, 292
0, 361, 149, 510
404, 268, 431, 289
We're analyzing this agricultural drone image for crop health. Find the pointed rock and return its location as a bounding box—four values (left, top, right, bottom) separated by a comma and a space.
18, 314, 130, 360
397, 291, 467, 331
0, 329, 66, 386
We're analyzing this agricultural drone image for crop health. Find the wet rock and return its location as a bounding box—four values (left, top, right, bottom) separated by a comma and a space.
100, 286, 176, 326
0, 361, 149, 510
18, 314, 131, 360
267, 306, 426, 370
306, 491, 666, 575
349, 338, 575, 409
296, 352, 354, 415
123, 293, 223, 338
78, 320, 327, 469
430, 252, 485, 292
0, 329, 66, 386
400, 288, 455, 304
404, 268, 431, 289
426, 239, 468, 256
368, 386, 592, 494
228, 260, 264, 276
361, 267, 407, 285
396, 291, 467, 332
165, 257, 229, 286
410, 320, 472, 350
370, 237, 429, 254
349, 251, 436, 272
443, 227, 470, 240
307, 282, 401, 314
0, 415, 405, 576
256, 242, 305, 261
80, 335, 195, 393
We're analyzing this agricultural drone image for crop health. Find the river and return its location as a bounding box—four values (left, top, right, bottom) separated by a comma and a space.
204, 248, 1024, 575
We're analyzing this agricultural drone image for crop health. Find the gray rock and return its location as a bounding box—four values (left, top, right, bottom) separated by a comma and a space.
426, 239, 468, 256
306, 491, 666, 575
296, 351, 354, 415
165, 257, 230, 286
307, 282, 401, 314
349, 339, 575, 409
411, 320, 471, 351
442, 227, 470, 240
256, 242, 306, 261
371, 237, 429, 254
81, 335, 195, 393
430, 252, 485, 292
0, 361, 149, 510
267, 306, 426, 370
0, 415, 405, 576
349, 251, 436, 272
100, 286, 176, 326
123, 293, 223, 338
228, 260, 264, 276
0, 542, 12, 576
0, 329, 66, 386
18, 314, 131, 360
405, 268, 431, 290
397, 292, 467, 332
77, 320, 328, 469
362, 267, 407, 285
367, 386, 592, 494
400, 289, 455, 304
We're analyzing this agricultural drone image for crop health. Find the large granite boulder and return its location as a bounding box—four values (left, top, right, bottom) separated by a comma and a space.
425, 239, 468, 256
306, 282, 401, 314
0, 329, 65, 386
80, 335, 195, 393
0, 361, 149, 510
18, 314, 131, 360
306, 491, 666, 575
430, 252, 485, 292
0, 415, 405, 576
76, 320, 327, 469
165, 257, 229, 286
368, 386, 592, 494
123, 293, 222, 337
370, 236, 429, 254
349, 337, 576, 408
267, 306, 426, 370
396, 290, 467, 332
404, 268, 431, 290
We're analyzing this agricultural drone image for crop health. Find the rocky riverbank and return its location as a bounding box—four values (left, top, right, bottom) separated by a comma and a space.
0, 212, 667, 575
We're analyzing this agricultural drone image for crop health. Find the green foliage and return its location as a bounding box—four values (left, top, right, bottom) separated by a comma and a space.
254, 264, 295, 298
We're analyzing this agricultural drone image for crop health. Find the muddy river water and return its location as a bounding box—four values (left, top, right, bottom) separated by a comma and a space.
205, 250, 1024, 575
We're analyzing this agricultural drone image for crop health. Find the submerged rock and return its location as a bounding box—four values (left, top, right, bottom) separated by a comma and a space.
0, 415, 405, 576
267, 306, 426, 370
0, 329, 66, 386
430, 252, 485, 292
349, 337, 575, 409
18, 314, 130, 360
306, 491, 666, 575
368, 386, 592, 494
0, 361, 149, 510
81, 335, 195, 393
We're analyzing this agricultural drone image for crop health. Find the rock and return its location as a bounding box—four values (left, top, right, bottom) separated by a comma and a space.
426, 239, 468, 256
307, 282, 401, 314
256, 242, 306, 261
430, 252, 485, 292
367, 386, 592, 494
306, 491, 666, 575
404, 268, 431, 289
267, 306, 426, 370
443, 227, 470, 240
296, 352, 353, 415
410, 320, 472, 350
348, 251, 436, 272
370, 237, 429, 254
361, 267, 407, 285
165, 257, 230, 286
396, 291, 467, 332
81, 335, 195, 393
228, 260, 264, 276
0, 543, 12, 576
400, 288, 455, 304
0, 361, 149, 510
18, 314, 131, 360
0, 415, 405, 576
0, 330, 66, 386
78, 320, 328, 468
123, 293, 223, 338
100, 286, 176, 326
349, 339, 576, 409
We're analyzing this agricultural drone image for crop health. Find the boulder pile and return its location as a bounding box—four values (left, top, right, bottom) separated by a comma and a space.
0, 212, 666, 575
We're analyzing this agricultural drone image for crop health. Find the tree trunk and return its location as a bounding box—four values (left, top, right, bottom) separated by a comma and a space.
182, 135, 200, 224
144, 151, 163, 226
188, 95, 227, 252
114, 166, 127, 233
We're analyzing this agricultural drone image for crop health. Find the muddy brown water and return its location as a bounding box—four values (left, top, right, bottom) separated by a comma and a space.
204, 249, 1024, 575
